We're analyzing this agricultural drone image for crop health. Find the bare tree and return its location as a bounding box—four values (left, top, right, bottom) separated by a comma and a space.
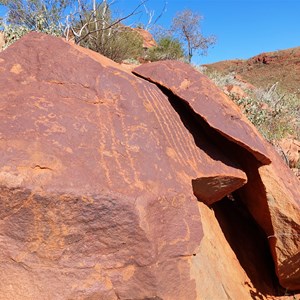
142, 0, 167, 30
171, 9, 216, 63
67, 0, 147, 44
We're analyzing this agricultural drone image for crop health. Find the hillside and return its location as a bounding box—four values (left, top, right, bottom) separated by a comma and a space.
205, 46, 300, 96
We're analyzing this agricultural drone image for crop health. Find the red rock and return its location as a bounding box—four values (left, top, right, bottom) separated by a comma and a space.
133, 61, 271, 165
224, 84, 248, 99
234, 74, 245, 82
133, 60, 300, 291
133, 28, 157, 49
1, 33, 299, 299
251, 53, 277, 65
233, 74, 256, 90
236, 142, 300, 290
0, 32, 251, 299
277, 138, 300, 168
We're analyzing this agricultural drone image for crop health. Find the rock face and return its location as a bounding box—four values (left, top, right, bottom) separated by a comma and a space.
277, 138, 300, 168
133, 61, 271, 165
133, 28, 157, 49
134, 61, 300, 292
0, 33, 299, 299
224, 84, 248, 99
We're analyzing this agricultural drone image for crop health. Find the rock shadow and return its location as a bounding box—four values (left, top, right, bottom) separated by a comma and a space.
133, 72, 287, 298
212, 195, 285, 298
156, 85, 243, 171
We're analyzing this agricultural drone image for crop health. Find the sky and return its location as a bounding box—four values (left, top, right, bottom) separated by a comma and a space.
1, 0, 299, 64
115, 0, 300, 64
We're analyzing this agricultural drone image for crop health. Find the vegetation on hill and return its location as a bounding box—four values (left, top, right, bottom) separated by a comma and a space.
204, 47, 300, 97
198, 66, 300, 145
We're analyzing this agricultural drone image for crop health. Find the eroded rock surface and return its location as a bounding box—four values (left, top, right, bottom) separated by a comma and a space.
0, 33, 299, 299
134, 60, 300, 291
0, 32, 245, 300
133, 61, 271, 165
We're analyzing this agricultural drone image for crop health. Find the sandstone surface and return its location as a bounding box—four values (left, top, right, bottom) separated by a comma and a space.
224, 84, 248, 99
0, 32, 245, 300
0, 32, 299, 299
133, 61, 271, 165
277, 138, 300, 168
133, 28, 157, 49
134, 60, 300, 291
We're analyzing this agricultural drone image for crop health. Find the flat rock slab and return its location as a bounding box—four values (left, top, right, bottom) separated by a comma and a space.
133, 60, 300, 290
133, 61, 271, 165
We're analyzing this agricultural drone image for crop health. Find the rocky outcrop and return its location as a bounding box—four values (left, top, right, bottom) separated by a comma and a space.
205, 46, 300, 97
133, 28, 157, 49
224, 84, 248, 99
134, 61, 300, 292
0, 32, 299, 299
133, 61, 271, 164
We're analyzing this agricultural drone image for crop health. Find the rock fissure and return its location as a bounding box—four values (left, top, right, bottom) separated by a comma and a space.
212, 195, 282, 296
133, 73, 248, 205
32, 165, 53, 171
0, 33, 299, 299
132, 69, 294, 294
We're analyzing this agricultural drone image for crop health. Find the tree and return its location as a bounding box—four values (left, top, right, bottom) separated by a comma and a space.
171, 9, 216, 63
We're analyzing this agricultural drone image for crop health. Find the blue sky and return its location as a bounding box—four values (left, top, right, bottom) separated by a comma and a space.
1, 0, 299, 64
116, 0, 300, 64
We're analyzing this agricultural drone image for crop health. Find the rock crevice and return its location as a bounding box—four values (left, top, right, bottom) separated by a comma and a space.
0, 32, 299, 299
133, 61, 300, 292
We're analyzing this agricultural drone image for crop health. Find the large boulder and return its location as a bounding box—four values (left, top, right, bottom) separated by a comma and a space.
0, 32, 299, 299
134, 61, 300, 291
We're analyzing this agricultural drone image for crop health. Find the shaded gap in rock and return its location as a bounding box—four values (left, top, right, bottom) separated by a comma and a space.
132, 78, 284, 296
212, 195, 284, 297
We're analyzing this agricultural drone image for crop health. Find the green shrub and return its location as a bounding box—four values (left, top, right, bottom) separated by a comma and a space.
250, 85, 300, 141
201, 69, 238, 87
145, 36, 185, 61
80, 26, 143, 63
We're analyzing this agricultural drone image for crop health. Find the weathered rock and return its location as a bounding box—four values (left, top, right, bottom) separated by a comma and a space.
133, 28, 157, 49
0, 32, 251, 299
277, 138, 300, 168
233, 75, 256, 90
0, 33, 299, 299
224, 84, 248, 99
133, 61, 300, 291
133, 61, 271, 165
233, 141, 300, 291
